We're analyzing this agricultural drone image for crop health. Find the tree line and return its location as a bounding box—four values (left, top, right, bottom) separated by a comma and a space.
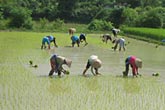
0, 0, 165, 30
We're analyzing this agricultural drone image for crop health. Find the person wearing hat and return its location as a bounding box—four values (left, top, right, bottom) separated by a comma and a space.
101, 34, 112, 44
69, 28, 76, 35
112, 37, 126, 51
49, 54, 72, 77
79, 33, 88, 45
82, 55, 102, 76
112, 28, 120, 37
41, 35, 58, 49
123, 56, 142, 77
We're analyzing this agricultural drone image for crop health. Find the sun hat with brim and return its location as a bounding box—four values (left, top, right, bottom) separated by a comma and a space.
65, 59, 72, 68
135, 58, 142, 68
92, 59, 102, 69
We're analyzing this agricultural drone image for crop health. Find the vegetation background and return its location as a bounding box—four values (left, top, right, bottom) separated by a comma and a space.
0, 0, 165, 31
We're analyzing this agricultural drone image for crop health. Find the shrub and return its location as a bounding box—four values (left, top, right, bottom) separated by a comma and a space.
52, 19, 64, 30
122, 8, 138, 27
39, 18, 49, 30
88, 19, 113, 31
8, 7, 33, 29
135, 7, 165, 28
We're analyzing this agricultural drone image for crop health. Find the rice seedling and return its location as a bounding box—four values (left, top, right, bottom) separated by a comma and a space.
0, 32, 165, 110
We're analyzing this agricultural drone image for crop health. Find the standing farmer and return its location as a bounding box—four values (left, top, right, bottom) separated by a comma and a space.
123, 56, 142, 77
82, 55, 102, 77
49, 54, 72, 77
41, 35, 58, 49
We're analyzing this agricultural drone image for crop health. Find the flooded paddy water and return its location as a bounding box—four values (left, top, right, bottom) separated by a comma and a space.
36, 37, 165, 80
0, 32, 165, 110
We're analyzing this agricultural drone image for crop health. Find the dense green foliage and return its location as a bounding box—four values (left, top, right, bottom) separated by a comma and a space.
88, 19, 113, 31
0, 0, 165, 29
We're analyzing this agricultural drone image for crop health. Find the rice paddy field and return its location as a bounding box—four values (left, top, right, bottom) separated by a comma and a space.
0, 31, 165, 110
123, 27, 165, 41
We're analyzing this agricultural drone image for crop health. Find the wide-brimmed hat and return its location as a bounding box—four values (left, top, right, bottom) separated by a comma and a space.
65, 59, 72, 68
92, 59, 102, 68
135, 58, 142, 68
69, 28, 76, 34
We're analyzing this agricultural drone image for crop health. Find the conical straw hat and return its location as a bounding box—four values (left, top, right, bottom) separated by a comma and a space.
135, 58, 142, 68
92, 59, 102, 68
65, 59, 72, 68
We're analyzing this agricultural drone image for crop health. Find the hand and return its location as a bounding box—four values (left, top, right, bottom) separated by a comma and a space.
96, 73, 101, 76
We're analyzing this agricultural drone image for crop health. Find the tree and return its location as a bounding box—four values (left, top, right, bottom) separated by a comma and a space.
108, 8, 124, 28
122, 8, 138, 26
57, 0, 79, 21
9, 7, 33, 29
140, 0, 162, 7
136, 7, 165, 28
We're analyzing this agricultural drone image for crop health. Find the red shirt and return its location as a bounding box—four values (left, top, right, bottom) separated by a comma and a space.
128, 56, 138, 75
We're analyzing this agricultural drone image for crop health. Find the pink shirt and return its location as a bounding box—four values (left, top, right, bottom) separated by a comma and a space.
129, 56, 138, 75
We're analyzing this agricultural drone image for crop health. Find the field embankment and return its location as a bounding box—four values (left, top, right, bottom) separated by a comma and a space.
123, 27, 165, 45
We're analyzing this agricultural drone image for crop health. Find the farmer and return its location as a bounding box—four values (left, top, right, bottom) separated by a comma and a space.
69, 28, 76, 35
79, 33, 88, 45
71, 35, 80, 47
123, 56, 142, 77
112, 37, 126, 51
112, 28, 120, 37
101, 34, 112, 44
49, 54, 72, 77
41, 35, 58, 49
82, 55, 102, 77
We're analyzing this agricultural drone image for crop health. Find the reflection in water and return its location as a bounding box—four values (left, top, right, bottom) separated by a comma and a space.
123, 78, 140, 94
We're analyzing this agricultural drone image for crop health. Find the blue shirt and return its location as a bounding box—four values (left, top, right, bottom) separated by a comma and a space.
47, 35, 54, 42
42, 37, 50, 45
71, 36, 79, 42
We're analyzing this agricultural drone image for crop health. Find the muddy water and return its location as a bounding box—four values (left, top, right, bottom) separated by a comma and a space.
36, 37, 165, 81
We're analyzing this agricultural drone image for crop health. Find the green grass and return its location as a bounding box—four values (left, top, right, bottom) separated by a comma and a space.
123, 27, 165, 44
0, 32, 165, 110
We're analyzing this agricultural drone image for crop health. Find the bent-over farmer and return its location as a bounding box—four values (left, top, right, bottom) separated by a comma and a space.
41, 35, 58, 49
123, 56, 142, 77
71, 35, 80, 47
112, 37, 126, 51
82, 55, 102, 76
49, 54, 72, 77
79, 33, 88, 45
